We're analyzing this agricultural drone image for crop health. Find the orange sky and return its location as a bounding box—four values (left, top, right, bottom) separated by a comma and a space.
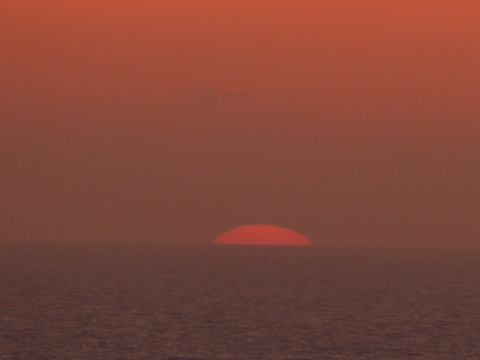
1, 1, 479, 247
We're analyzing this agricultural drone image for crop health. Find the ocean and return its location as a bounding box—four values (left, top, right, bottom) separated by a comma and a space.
1, 241, 479, 359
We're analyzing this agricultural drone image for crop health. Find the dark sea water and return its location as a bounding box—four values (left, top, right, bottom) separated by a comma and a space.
1, 241, 479, 359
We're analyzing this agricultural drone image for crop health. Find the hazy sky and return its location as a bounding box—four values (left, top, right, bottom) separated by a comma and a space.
1, 1, 479, 248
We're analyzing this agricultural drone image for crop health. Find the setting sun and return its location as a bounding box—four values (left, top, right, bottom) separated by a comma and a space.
213, 225, 311, 246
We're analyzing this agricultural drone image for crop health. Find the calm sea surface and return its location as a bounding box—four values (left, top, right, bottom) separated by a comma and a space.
1, 241, 479, 359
